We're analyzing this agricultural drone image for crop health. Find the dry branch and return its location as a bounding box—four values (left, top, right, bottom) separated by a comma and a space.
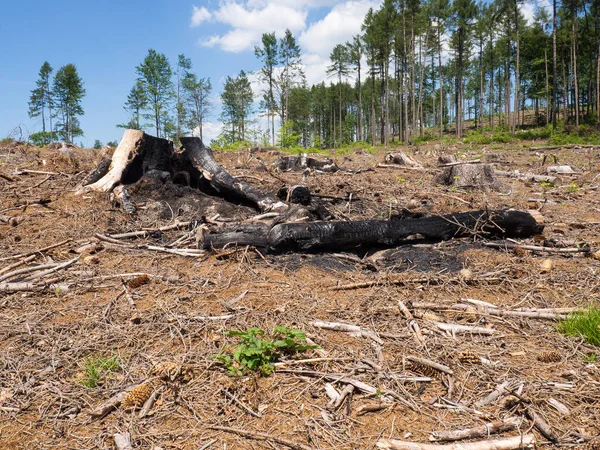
207, 426, 314, 450
429, 417, 524, 442
310, 320, 383, 344
377, 434, 535, 450
484, 241, 590, 254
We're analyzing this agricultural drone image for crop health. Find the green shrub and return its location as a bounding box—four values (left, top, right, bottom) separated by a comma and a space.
216, 327, 318, 376
558, 306, 600, 346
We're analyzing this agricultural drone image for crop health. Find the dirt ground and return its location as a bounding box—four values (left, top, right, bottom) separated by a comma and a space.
1, 139, 599, 449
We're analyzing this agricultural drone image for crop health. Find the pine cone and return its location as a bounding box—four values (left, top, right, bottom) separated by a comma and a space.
151, 362, 195, 382
513, 247, 527, 257
411, 363, 440, 379
127, 274, 150, 289
537, 351, 562, 363
457, 351, 481, 364
152, 362, 183, 381
121, 379, 160, 410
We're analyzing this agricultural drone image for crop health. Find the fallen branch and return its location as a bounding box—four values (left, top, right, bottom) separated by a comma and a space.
0, 239, 72, 262
207, 426, 314, 450
0, 282, 69, 293
429, 417, 524, 442
483, 241, 590, 254
434, 322, 496, 336
0, 255, 36, 276
310, 320, 383, 344
377, 434, 535, 450
413, 301, 572, 320
494, 170, 557, 185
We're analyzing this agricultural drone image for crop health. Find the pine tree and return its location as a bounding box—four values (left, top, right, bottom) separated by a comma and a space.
327, 44, 351, 148
53, 64, 85, 143
220, 71, 253, 143
254, 33, 278, 146
183, 75, 212, 142
118, 81, 147, 130
136, 49, 174, 138
176, 54, 192, 142
28, 62, 54, 144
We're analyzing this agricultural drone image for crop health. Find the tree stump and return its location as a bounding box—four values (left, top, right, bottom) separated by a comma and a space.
433, 164, 507, 192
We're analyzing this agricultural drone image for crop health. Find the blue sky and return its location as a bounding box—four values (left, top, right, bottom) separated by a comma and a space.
0, 0, 382, 146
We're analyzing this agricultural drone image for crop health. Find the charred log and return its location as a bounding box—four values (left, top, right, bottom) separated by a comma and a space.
277, 186, 311, 205
180, 137, 286, 212
200, 209, 544, 251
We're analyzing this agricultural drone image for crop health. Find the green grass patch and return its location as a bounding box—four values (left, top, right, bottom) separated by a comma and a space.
558, 306, 600, 346
79, 355, 122, 388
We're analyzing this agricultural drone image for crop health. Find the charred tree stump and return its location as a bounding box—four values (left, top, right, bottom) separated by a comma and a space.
180, 137, 286, 212
78, 130, 173, 193
200, 209, 544, 252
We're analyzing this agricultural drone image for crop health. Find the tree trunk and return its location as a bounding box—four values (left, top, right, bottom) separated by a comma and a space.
200, 209, 544, 252
572, 15, 579, 129
513, 0, 520, 133
552, 0, 558, 129
597, 44, 600, 124
438, 26, 444, 141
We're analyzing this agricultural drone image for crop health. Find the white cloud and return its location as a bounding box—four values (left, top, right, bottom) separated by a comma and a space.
520, 1, 535, 26
197, 121, 223, 145
197, 1, 307, 52
190, 6, 211, 27
299, 1, 378, 58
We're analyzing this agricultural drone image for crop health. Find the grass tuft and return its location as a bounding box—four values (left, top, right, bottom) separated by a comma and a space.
558, 306, 600, 346
79, 355, 122, 388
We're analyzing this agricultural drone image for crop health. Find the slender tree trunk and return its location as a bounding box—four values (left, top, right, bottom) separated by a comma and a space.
479, 38, 484, 132
597, 44, 600, 124
572, 14, 579, 129
438, 26, 444, 141
397, 55, 404, 143
545, 49, 549, 126
552, 0, 558, 129
371, 69, 376, 146
339, 77, 343, 148
403, 9, 409, 144
432, 53, 436, 129
513, 0, 520, 133
411, 18, 416, 138
457, 29, 464, 139
358, 61, 363, 141
418, 32, 429, 138
385, 58, 390, 147
490, 31, 495, 133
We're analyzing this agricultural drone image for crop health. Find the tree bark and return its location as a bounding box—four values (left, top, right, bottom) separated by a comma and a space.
199, 210, 544, 252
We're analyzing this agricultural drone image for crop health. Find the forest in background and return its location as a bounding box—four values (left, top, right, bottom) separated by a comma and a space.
25, 0, 600, 150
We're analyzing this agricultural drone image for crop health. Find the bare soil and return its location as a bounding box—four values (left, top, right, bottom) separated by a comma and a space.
1, 139, 599, 449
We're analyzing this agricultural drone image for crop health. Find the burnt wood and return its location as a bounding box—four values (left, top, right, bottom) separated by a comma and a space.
180, 137, 284, 212
200, 209, 544, 252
